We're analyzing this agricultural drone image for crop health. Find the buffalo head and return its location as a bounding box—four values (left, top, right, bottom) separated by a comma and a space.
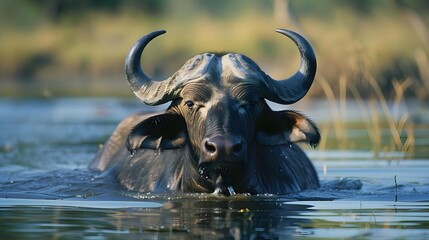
119, 29, 319, 195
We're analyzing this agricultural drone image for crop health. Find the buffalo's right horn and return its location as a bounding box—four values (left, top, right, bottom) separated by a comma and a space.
125, 30, 181, 105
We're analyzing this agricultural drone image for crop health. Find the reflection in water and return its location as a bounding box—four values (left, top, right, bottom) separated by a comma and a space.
1, 195, 429, 239
0, 195, 314, 239
110, 196, 314, 239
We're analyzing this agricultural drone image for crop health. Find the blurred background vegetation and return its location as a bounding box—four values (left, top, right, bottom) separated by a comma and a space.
0, 0, 428, 99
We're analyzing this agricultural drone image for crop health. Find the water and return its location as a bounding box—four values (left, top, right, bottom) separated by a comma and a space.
1, 98, 428, 239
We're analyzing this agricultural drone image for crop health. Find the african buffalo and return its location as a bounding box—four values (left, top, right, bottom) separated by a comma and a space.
89, 29, 320, 195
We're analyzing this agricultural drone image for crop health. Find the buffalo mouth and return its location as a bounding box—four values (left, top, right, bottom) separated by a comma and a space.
198, 161, 243, 196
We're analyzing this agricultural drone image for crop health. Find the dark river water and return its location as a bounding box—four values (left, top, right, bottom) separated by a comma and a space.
0, 98, 428, 239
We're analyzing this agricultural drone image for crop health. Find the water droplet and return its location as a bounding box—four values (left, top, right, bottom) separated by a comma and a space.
154, 149, 162, 156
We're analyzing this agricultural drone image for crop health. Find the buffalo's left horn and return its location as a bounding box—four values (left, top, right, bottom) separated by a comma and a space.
125, 30, 180, 105
262, 29, 317, 104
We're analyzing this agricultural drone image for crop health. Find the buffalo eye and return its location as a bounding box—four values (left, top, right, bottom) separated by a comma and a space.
238, 100, 260, 115
185, 100, 195, 110
240, 100, 258, 109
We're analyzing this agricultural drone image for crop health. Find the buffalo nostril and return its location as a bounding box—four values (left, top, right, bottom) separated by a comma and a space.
205, 140, 217, 154
232, 142, 242, 155
202, 136, 245, 161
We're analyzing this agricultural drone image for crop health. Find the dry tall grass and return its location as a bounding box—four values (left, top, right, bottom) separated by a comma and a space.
318, 70, 415, 159
316, 5, 429, 159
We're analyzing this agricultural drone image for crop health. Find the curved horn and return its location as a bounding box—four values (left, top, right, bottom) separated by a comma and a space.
125, 30, 177, 105
262, 29, 317, 104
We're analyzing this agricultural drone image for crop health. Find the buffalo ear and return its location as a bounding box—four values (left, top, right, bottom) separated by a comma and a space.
127, 112, 187, 152
256, 110, 320, 147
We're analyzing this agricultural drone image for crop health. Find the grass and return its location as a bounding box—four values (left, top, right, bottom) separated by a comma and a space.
317, 69, 415, 159
312, 6, 429, 159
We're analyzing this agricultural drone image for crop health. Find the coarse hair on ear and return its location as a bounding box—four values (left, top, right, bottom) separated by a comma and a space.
127, 112, 188, 152
255, 109, 320, 147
